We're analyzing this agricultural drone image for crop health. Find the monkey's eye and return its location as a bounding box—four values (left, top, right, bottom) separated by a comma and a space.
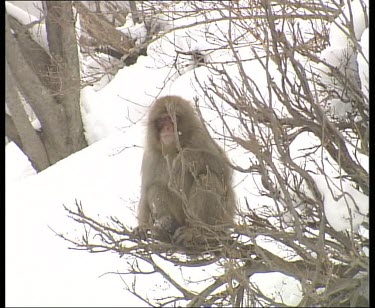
155, 115, 172, 131
155, 114, 180, 131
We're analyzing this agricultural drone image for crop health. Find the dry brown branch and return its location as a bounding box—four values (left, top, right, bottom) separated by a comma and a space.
51, 1, 368, 306
56, 195, 368, 306
75, 2, 134, 55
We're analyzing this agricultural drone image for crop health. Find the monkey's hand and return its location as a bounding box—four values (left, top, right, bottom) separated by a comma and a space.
151, 216, 180, 243
173, 226, 227, 250
173, 226, 215, 248
132, 225, 150, 241
172, 226, 195, 247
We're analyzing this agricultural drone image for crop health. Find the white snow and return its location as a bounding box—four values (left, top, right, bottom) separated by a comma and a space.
250, 272, 302, 306
6, 130, 145, 307
316, 0, 369, 119
6, 1, 368, 307
357, 27, 369, 101
6, 1, 50, 53
6, 142, 37, 182
329, 0, 368, 44
313, 174, 368, 232
117, 14, 148, 46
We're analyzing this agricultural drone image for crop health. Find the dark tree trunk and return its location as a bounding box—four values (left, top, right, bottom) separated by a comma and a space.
5, 2, 87, 171
44, 1, 87, 153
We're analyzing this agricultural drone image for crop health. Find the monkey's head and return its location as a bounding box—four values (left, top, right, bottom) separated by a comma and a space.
147, 96, 202, 153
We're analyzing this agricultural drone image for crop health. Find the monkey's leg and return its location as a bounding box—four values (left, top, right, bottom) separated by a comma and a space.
147, 183, 185, 242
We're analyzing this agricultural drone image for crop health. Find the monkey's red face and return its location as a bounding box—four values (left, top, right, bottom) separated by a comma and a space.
157, 115, 176, 146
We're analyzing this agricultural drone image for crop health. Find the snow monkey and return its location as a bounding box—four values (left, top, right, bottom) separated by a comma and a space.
135, 95, 236, 246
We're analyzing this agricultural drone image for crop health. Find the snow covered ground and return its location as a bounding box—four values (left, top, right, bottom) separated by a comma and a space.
6, 1, 368, 306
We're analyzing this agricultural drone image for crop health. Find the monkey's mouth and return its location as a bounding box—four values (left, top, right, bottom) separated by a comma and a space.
160, 132, 175, 145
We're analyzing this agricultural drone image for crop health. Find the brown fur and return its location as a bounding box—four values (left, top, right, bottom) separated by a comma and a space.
135, 96, 236, 245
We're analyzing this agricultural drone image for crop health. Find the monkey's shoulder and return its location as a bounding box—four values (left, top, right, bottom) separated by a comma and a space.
142, 150, 169, 167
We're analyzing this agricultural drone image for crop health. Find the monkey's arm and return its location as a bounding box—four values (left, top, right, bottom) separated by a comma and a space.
137, 192, 152, 227
133, 190, 153, 240
136, 149, 187, 241
134, 151, 155, 240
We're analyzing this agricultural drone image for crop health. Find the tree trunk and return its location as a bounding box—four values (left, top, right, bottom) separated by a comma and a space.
128, 1, 140, 24
6, 63, 50, 171
44, 1, 87, 153
5, 1, 87, 171
6, 13, 70, 165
